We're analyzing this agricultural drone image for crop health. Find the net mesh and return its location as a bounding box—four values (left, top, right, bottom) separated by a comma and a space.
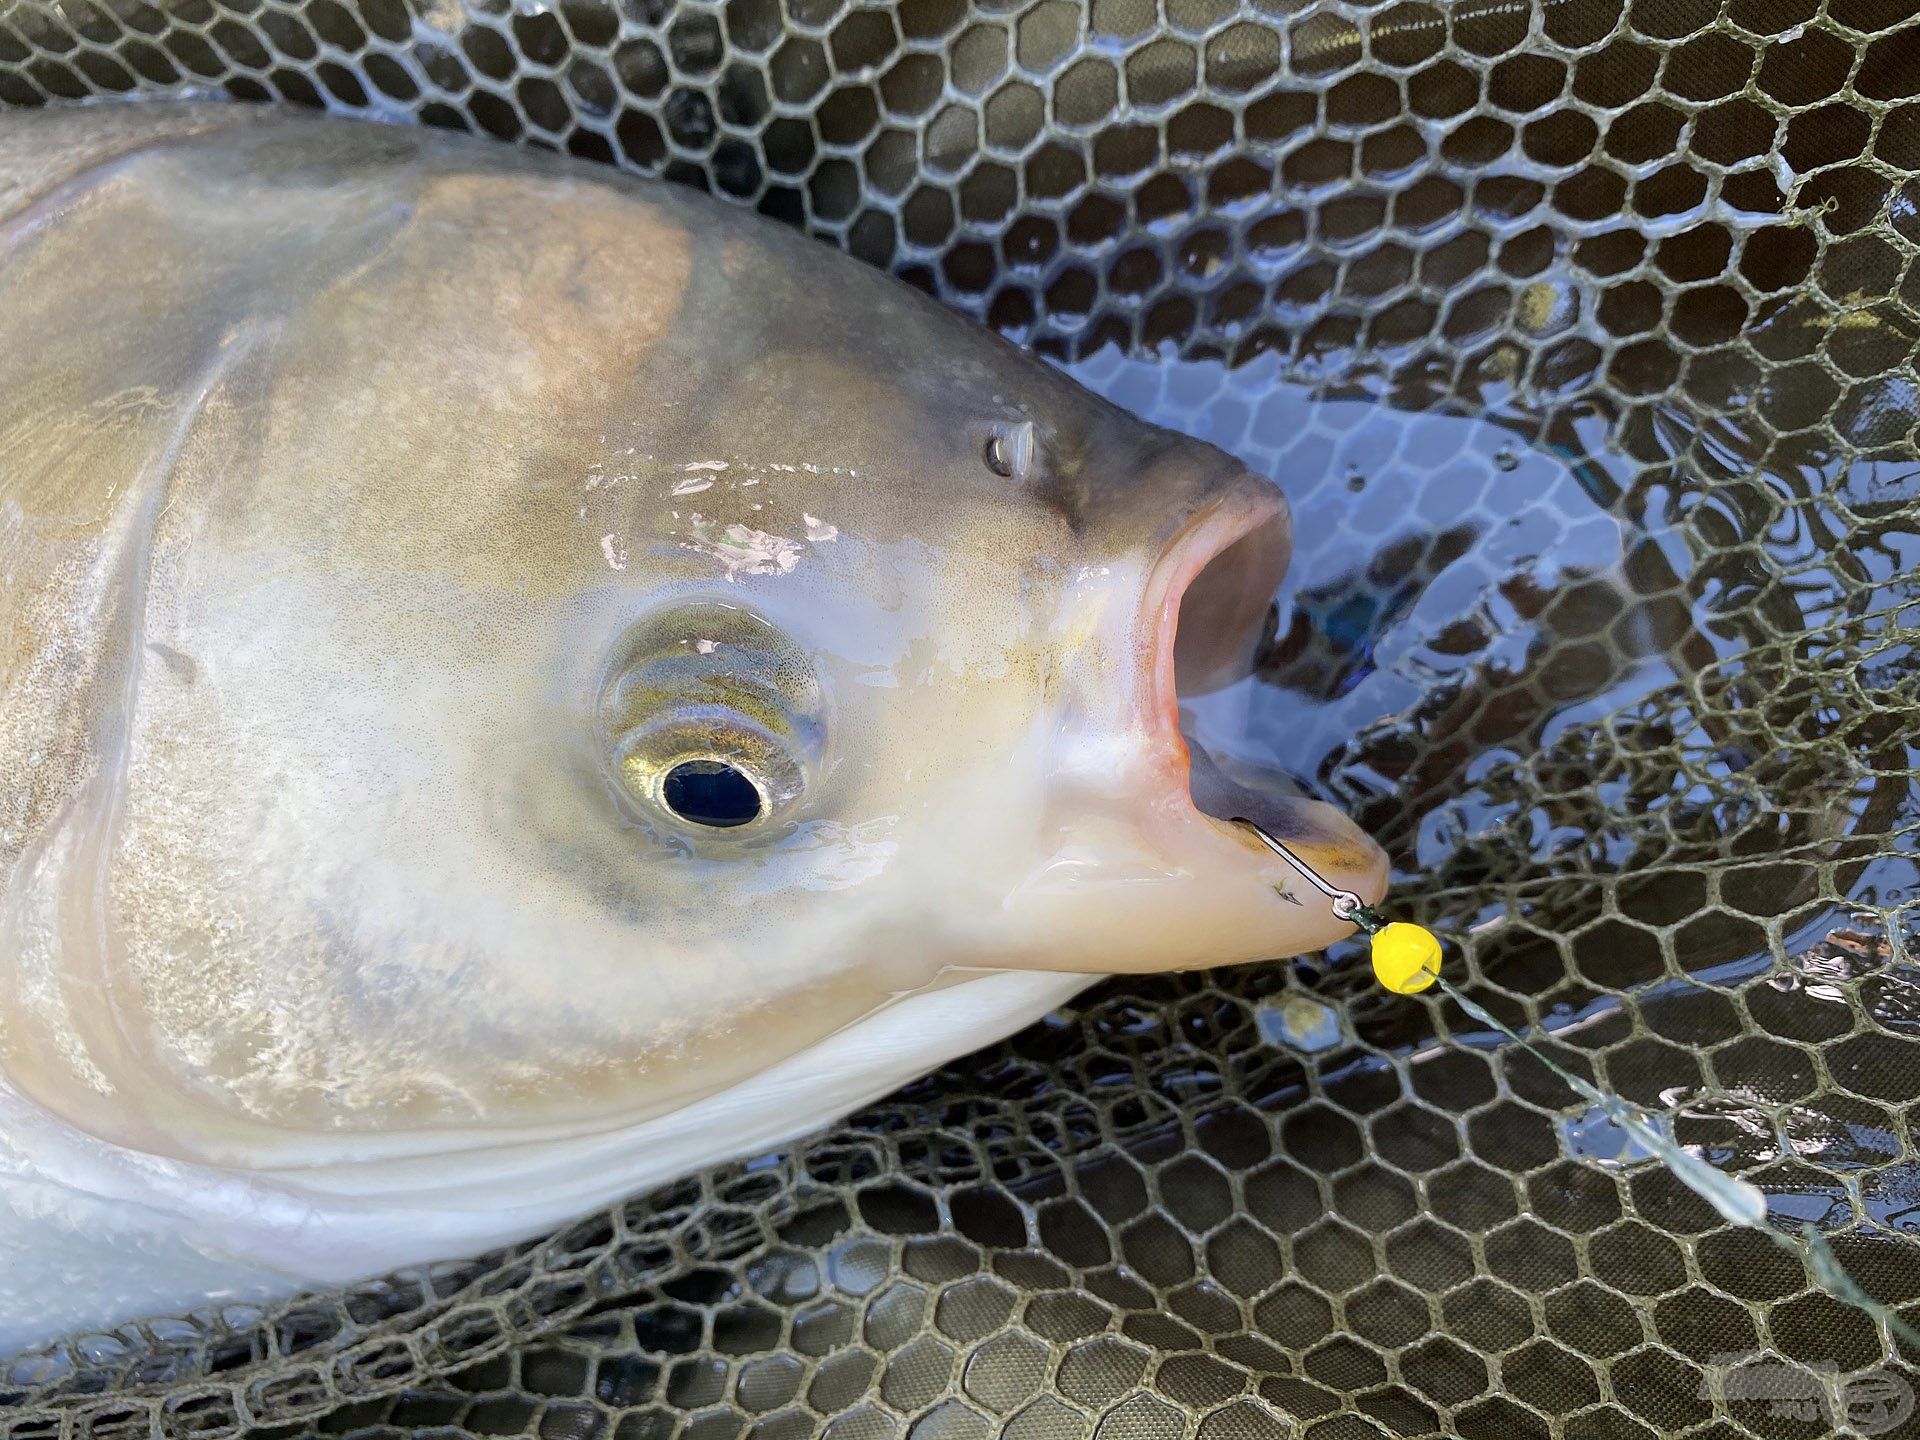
3, 0, 1920, 1436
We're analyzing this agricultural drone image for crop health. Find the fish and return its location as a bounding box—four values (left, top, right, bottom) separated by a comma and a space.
0, 102, 1387, 1353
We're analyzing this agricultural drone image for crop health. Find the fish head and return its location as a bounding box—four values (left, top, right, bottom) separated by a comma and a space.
558, 242, 1390, 987
2, 120, 1386, 1173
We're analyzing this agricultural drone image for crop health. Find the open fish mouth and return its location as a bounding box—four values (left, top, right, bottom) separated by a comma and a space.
1141, 472, 1389, 911
1151, 476, 1294, 723
1142, 474, 1295, 813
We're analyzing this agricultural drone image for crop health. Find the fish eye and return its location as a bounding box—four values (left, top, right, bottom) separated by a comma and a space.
597, 602, 827, 839
660, 758, 766, 829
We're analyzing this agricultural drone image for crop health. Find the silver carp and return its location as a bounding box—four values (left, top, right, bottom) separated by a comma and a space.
0, 104, 1385, 1350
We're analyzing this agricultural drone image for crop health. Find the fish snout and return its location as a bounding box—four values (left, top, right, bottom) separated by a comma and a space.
1010, 460, 1389, 973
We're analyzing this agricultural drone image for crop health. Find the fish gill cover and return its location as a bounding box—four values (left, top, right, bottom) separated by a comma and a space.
2, 0, 1920, 1437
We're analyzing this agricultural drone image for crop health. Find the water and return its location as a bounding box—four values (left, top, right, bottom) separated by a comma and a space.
1065, 349, 1912, 959
1070, 349, 1790, 876
1062, 345, 1920, 1345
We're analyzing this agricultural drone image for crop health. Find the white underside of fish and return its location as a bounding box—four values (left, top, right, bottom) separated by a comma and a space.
0, 967, 1088, 1351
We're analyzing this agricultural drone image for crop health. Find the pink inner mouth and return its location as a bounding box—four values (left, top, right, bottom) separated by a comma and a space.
1140, 480, 1293, 812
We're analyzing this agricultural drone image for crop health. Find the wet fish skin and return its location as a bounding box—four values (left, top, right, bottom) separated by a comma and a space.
0, 104, 1385, 1351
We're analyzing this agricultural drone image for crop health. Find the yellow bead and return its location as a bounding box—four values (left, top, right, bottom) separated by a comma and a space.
1371, 922, 1442, 995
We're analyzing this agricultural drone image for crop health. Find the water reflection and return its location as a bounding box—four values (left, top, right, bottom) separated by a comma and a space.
1067, 347, 1917, 990
1062, 342, 1920, 1218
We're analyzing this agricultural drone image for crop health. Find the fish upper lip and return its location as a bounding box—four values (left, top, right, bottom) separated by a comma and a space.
1137, 474, 1291, 799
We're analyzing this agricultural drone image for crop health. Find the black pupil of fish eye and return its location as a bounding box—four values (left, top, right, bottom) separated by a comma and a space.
662, 760, 763, 828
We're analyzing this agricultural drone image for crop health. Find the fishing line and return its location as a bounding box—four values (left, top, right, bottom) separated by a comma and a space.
1233, 817, 1920, 1357
1437, 975, 1920, 1354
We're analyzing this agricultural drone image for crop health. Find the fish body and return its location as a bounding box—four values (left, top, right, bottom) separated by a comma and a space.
0, 104, 1385, 1352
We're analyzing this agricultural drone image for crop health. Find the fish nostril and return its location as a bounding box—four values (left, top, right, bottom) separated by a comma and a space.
983, 420, 1035, 480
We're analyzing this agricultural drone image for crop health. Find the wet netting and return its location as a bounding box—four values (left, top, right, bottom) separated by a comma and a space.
5, 0, 1920, 1436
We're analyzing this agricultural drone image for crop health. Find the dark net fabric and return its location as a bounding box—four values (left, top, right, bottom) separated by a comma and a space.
3, 1, 1920, 1437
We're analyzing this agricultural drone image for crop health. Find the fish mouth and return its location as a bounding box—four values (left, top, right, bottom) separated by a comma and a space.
1141, 473, 1293, 774
1141, 471, 1389, 916
1144, 480, 1297, 733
